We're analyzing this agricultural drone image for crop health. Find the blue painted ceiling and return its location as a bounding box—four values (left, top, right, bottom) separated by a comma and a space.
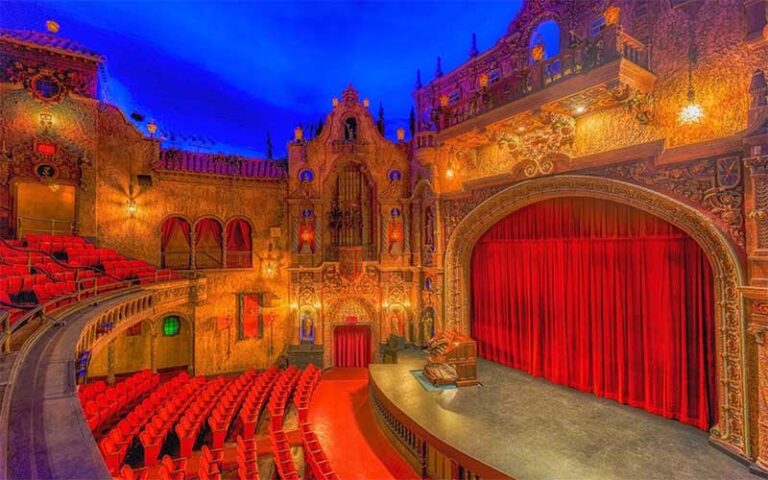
0, 1, 560, 158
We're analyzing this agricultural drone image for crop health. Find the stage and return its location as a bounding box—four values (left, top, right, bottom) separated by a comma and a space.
369, 353, 752, 480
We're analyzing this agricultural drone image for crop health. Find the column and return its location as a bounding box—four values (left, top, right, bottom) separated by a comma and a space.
106, 339, 116, 386
150, 332, 158, 373
749, 308, 768, 471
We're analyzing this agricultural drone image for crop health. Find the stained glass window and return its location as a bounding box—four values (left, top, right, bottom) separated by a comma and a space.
162, 316, 180, 336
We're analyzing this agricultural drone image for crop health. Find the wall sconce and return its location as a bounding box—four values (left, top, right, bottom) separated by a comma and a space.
290, 302, 299, 311
125, 200, 138, 217
313, 301, 321, 309
445, 166, 455, 180
39, 113, 53, 129
261, 242, 279, 279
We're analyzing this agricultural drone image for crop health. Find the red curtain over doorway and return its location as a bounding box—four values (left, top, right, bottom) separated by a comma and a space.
470, 197, 717, 430
334, 325, 371, 367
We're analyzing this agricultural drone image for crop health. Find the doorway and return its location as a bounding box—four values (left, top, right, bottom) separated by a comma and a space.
333, 324, 371, 367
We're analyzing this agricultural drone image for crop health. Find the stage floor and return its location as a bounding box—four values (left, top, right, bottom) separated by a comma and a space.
370, 352, 752, 480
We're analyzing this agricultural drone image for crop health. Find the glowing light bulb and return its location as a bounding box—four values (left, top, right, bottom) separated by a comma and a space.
679, 102, 704, 124
445, 168, 455, 179
573, 105, 586, 115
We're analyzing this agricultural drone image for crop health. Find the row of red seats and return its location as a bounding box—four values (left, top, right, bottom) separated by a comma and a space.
236, 435, 259, 480
25, 234, 89, 255
139, 375, 208, 467
269, 429, 299, 480
100, 372, 190, 474
267, 366, 301, 432
239, 367, 280, 441
102, 259, 176, 284
176, 376, 228, 457
293, 364, 321, 424
199, 444, 225, 480
267, 367, 302, 480
159, 454, 187, 480
82, 370, 158, 435
300, 423, 339, 480
79, 379, 108, 405
208, 369, 260, 449
66, 246, 121, 267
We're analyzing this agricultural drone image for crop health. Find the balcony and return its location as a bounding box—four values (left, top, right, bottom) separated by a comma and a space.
421, 26, 655, 143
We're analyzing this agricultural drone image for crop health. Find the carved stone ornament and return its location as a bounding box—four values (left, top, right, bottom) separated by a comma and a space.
583, 157, 745, 249
443, 175, 747, 454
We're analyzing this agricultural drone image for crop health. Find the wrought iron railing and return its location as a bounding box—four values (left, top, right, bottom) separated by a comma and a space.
154, 149, 286, 180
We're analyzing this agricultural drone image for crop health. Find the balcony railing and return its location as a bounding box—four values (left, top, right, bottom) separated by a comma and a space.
421, 26, 649, 135
154, 149, 287, 180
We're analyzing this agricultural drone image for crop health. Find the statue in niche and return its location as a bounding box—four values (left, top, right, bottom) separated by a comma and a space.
388, 305, 406, 337
343, 117, 358, 141
299, 308, 315, 344
424, 206, 435, 250
420, 309, 436, 346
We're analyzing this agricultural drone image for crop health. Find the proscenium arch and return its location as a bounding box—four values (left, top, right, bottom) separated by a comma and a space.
442, 175, 748, 456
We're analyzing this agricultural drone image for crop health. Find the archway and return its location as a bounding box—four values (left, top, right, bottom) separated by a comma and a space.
324, 296, 379, 368
443, 175, 747, 454
333, 325, 371, 367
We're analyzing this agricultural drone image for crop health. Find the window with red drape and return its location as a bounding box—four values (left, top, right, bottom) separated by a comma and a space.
226, 218, 253, 268
470, 197, 717, 430
334, 325, 371, 367
195, 218, 223, 269
161, 217, 191, 269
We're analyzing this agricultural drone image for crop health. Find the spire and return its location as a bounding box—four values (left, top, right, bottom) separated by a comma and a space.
377, 101, 385, 135
469, 32, 478, 58
415, 69, 423, 89
435, 57, 443, 79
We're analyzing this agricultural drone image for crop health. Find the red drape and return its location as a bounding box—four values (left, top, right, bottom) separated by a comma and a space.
334, 325, 371, 367
470, 197, 717, 430
161, 217, 191, 268
226, 219, 253, 268
195, 218, 223, 269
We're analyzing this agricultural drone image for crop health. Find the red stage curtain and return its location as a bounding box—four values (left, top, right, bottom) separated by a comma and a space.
161, 217, 191, 268
470, 197, 717, 430
195, 218, 223, 268
226, 219, 253, 268
334, 325, 371, 367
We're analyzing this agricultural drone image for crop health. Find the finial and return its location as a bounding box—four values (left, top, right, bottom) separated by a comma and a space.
469, 33, 478, 58
435, 57, 443, 79
294, 125, 304, 142
45, 20, 60, 34
415, 69, 423, 89
363, 98, 370, 108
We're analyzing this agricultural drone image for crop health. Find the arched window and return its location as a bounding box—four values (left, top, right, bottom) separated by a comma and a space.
226, 218, 253, 268
529, 20, 561, 62
194, 218, 223, 269
162, 315, 180, 337
161, 217, 191, 269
